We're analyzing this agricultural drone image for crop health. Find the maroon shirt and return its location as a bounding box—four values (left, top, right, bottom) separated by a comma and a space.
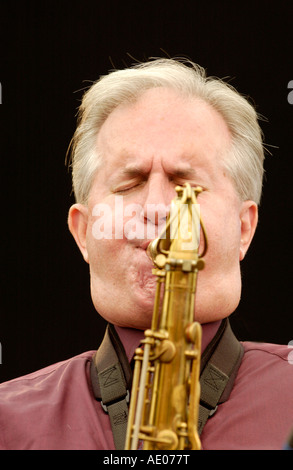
0, 322, 293, 450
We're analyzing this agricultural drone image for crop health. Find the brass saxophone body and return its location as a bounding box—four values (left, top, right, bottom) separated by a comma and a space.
125, 183, 208, 450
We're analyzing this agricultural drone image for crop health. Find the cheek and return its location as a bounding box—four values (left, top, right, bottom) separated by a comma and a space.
201, 205, 241, 261
86, 231, 127, 276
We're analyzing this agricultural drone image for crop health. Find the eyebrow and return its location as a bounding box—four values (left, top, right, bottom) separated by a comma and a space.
111, 161, 201, 188
120, 163, 199, 177
120, 165, 149, 178
166, 167, 198, 179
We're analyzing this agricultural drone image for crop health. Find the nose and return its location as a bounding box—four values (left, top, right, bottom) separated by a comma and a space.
141, 177, 171, 228
143, 204, 168, 226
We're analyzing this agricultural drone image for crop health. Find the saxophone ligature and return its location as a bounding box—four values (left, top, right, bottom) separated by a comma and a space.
125, 183, 208, 450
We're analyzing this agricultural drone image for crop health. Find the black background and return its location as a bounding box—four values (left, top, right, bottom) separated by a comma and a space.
1, 1, 292, 383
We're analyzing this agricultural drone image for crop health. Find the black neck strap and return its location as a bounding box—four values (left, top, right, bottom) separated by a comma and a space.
198, 318, 244, 434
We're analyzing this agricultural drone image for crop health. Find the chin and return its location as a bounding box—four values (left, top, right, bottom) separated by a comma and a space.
92, 292, 154, 330
193, 291, 241, 324
112, 311, 153, 331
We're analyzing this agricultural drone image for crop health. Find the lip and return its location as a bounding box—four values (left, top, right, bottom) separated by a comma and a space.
140, 240, 152, 251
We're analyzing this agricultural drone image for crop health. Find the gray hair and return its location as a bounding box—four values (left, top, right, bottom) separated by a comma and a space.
68, 58, 265, 205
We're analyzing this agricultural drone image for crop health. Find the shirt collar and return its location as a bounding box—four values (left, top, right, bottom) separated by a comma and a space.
114, 320, 222, 362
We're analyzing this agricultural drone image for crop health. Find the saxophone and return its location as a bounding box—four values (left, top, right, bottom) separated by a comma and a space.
125, 183, 208, 450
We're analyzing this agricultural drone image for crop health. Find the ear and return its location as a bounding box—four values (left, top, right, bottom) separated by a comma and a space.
239, 201, 258, 261
68, 203, 89, 263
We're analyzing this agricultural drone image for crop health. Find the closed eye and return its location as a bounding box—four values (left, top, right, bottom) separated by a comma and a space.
111, 180, 146, 195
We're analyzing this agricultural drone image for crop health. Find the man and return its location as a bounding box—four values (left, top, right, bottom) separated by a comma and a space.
0, 58, 292, 450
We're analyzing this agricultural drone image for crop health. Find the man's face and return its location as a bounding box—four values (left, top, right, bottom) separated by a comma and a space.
69, 88, 257, 329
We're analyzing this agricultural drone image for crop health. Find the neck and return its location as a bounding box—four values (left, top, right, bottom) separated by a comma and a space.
114, 319, 222, 362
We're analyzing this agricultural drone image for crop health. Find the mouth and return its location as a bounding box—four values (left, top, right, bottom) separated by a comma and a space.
139, 240, 152, 251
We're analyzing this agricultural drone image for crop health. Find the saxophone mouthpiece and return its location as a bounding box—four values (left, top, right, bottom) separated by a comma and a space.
147, 238, 159, 262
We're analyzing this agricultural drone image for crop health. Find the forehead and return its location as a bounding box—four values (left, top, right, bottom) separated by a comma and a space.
96, 87, 231, 170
